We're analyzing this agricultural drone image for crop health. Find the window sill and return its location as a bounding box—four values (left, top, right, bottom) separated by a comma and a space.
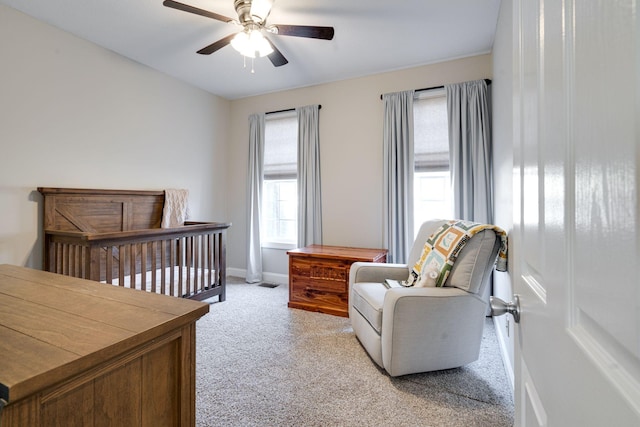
261, 242, 297, 250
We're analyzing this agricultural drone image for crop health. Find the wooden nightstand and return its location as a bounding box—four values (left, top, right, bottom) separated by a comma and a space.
287, 245, 387, 317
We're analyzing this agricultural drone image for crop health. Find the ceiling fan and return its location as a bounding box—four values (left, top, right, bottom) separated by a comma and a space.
163, 0, 335, 67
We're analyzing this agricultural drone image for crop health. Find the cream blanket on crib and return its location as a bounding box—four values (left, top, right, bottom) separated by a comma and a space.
161, 189, 190, 228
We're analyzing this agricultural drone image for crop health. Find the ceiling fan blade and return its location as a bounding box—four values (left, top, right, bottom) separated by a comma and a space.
197, 33, 237, 55
163, 0, 234, 23
266, 39, 288, 67
273, 24, 334, 40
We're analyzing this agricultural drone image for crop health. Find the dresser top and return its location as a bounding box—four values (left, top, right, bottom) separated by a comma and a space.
0, 264, 209, 403
287, 244, 387, 261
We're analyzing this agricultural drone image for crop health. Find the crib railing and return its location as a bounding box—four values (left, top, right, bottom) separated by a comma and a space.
43, 221, 230, 301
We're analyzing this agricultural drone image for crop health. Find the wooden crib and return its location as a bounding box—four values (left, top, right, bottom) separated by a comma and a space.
38, 187, 230, 302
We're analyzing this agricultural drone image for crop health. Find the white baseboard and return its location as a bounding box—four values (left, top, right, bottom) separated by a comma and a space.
261, 272, 288, 285
226, 267, 246, 279
226, 268, 288, 286
493, 316, 515, 390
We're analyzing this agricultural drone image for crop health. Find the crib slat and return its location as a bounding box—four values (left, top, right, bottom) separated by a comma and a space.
54, 243, 59, 274
128, 243, 135, 289
106, 246, 113, 284
186, 236, 192, 297
75, 245, 81, 277
119, 245, 126, 286
170, 239, 177, 297
83, 246, 92, 280
67, 244, 72, 276
209, 233, 214, 290
87, 245, 99, 282
81, 245, 87, 280
73, 245, 80, 278
196, 235, 201, 293
74, 246, 80, 277
214, 234, 220, 285
62, 244, 69, 275
199, 235, 204, 292
161, 240, 167, 295
219, 231, 227, 301
150, 241, 157, 293
66, 245, 72, 276
200, 235, 205, 292
70, 245, 76, 277
141, 242, 148, 292
56, 243, 63, 275
194, 236, 199, 293
192, 237, 197, 294
204, 234, 209, 290
69, 245, 75, 277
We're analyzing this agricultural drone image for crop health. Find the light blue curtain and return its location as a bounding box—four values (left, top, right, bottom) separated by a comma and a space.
296, 105, 322, 247
445, 80, 493, 224
383, 90, 415, 263
246, 113, 265, 283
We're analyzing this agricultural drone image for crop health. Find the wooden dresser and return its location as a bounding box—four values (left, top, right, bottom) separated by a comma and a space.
0, 264, 209, 427
287, 245, 387, 317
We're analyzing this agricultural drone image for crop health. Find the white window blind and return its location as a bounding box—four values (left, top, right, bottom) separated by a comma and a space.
262, 111, 298, 246
264, 112, 297, 179
413, 90, 449, 172
413, 89, 452, 235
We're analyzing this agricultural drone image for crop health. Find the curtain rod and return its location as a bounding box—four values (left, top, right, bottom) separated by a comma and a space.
266, 105, 322, 115
379, 79, 492, 100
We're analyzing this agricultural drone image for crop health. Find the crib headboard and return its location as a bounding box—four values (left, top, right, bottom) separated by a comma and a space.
38, 187, 166, 233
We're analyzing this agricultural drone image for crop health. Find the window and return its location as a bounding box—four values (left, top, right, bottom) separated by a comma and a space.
413, 90, 452, 235
262, 111, 298, 247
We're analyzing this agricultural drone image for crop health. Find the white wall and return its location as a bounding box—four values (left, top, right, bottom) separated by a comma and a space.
491, 0, 515, 386
0, 5, 498, 287
0, 6, 230, 268
227, 55, 493, 279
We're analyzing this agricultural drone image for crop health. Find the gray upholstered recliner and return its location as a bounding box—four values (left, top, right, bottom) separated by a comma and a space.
348, 219, 501, 377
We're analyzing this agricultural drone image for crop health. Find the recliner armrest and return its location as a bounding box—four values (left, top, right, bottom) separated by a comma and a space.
349, 262, 409, 285
382, 287, 487, 320
383, 286, 478, 305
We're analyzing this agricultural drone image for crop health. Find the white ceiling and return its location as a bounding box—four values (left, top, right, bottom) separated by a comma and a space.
0, 0, 501, 100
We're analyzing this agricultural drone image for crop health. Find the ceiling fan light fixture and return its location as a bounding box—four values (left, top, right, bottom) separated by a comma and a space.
231, 29, 273, 58
249, 0, 273, 23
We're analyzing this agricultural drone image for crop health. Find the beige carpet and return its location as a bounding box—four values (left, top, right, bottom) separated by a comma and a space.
195, 277, 514, 426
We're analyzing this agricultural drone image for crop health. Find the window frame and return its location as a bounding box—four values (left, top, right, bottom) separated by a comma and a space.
261, 178, 297, 249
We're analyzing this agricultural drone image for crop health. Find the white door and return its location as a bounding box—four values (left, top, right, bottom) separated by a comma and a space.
512, 0, 640, 425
